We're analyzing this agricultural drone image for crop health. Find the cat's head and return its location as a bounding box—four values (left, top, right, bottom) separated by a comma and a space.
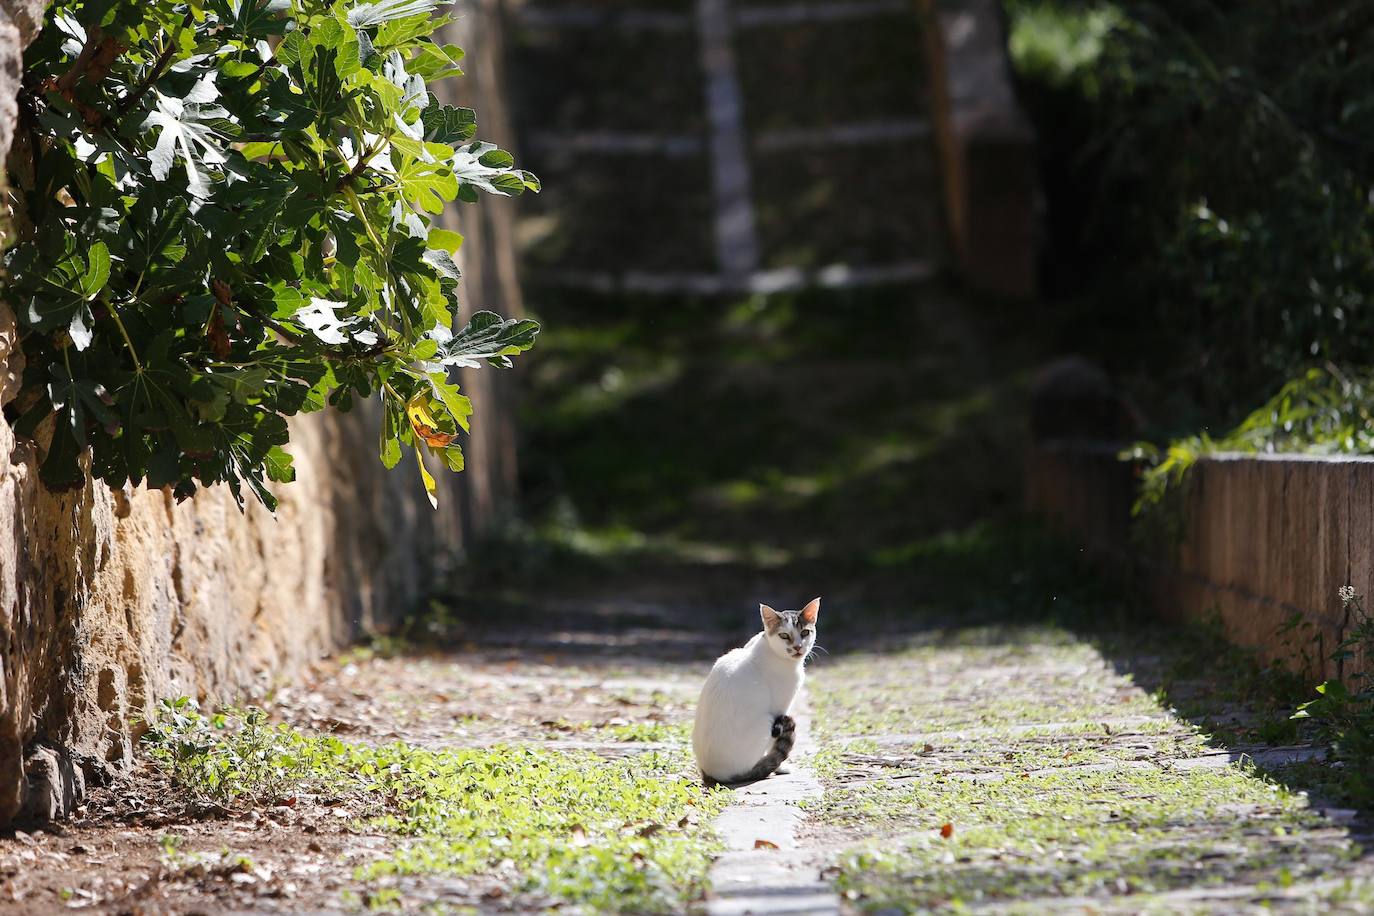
760, 598, 820, 662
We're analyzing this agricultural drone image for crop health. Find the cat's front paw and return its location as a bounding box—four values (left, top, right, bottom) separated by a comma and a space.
771, 714, 795, 739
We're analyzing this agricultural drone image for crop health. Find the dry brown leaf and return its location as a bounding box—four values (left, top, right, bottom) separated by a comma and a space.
754, 839, 779, 850
207, 309, 232, 359
406, 395, 456, 448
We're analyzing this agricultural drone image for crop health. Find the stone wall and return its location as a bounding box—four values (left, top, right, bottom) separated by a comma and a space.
0, 2, 526, 825
919, 0, 1037, 299
1028, 443, 1374, 681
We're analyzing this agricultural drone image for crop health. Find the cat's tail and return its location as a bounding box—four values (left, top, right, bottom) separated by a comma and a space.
706, 715, 796, 786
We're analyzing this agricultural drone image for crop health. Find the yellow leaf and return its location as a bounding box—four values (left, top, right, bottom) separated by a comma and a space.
415, 447, 438, 509
406, 393, 456, 448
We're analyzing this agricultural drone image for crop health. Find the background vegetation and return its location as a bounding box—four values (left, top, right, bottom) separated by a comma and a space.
1005, 0, 1374, 801
1007, 0, 1374, 441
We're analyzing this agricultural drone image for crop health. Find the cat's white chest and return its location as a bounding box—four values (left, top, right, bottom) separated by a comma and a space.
767, 666, 804, 715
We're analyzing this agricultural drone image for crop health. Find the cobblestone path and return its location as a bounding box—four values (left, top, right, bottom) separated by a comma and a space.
785, 622, 1373, 914
4, 593, 1372, 913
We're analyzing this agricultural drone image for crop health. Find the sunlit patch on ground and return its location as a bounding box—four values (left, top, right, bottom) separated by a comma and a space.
803, 624, 1374, 913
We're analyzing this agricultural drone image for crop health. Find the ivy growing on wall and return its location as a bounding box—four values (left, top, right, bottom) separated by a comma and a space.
4, 0, 539, 510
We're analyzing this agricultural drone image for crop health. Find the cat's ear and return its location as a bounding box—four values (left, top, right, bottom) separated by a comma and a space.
800, 598, 820, 624
760, 604, 780, 630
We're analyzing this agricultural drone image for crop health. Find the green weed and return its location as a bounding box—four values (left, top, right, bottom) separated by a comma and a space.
1292, 588, 1374, 805
143, 699, 727, 912
143, 698, 348, 807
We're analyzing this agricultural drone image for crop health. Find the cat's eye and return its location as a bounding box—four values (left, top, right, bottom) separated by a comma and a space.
800, 629, 811, 638
780, 633, 792, 642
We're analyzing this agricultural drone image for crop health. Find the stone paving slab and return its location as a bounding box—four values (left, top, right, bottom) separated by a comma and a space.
706, 703, 842, 916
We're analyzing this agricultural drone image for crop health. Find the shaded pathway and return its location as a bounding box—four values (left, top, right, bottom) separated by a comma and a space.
495, 284, 1374, 911
6, 288, 1374, 912
4, 582, 1374, 912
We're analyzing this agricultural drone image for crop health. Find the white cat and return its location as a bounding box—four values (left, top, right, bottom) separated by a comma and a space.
692, 598, 820, 785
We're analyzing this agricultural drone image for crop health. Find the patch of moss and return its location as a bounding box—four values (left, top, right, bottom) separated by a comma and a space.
805, 619, 1365, 911
828, 764, 1353, 910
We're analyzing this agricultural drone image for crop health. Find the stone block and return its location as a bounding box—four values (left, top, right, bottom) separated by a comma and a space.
919, 0, 1036, 299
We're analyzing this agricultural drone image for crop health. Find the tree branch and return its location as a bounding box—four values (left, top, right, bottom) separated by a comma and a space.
55, 28, 103, 93
118, 31, 180, 113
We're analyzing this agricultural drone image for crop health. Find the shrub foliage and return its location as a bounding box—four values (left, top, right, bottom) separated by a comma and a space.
5, 0, 539, 509
1008, 0, 1374, 428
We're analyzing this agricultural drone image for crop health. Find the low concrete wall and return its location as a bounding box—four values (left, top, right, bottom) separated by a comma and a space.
1028, 443, 1373, 680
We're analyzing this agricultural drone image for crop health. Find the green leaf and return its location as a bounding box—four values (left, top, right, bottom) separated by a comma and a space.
427, 374, 472, 432
380, 400, 404, 468
68, 304, 95, 350
264, 445, 295, 483
275, 29, 308, 67
396, 156, 458, 213
141, 79, 236, 198
220, 0, 292, 36
381, 436, 402, 469
420, 101, 476, 144
39, 406, 86, 491
450, 142, 540, 198
313, 18, 347, 49
239, 468, 280, 513
128, 197, 190, 272
78, 242, 110, 299
409, 43, 465, 81
436, 311, 541, 368
346, 0, 442, 28
423, 247, 460, 281
376, 11, 448, 48
427, 227, 464, 254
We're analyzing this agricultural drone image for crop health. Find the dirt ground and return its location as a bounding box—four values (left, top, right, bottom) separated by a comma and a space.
0, 596, 727, 914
